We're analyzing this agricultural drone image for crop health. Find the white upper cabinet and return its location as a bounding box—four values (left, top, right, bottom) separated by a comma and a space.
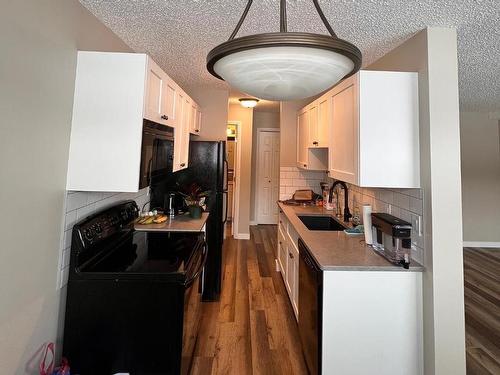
297, 108, 309, 168
297, 105, 329, 171
173, 90, 190, 172
189, 101, 201, 135
316, 95, 330, 147
144, 58, 177, 127
67, 52, 198, 191
329, 81, 358, 184
328, 70, 420, 188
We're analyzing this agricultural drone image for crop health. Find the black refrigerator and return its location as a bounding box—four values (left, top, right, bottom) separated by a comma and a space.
151, 140, 227, 301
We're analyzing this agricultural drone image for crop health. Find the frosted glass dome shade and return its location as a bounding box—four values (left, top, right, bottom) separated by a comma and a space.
213, 46, 354, 101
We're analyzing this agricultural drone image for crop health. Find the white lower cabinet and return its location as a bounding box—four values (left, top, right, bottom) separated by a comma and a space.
322, 271, 423, 375
277, 208, 299, 319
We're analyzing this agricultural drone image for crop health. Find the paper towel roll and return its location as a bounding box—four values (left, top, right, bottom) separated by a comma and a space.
362, 204, 373, 245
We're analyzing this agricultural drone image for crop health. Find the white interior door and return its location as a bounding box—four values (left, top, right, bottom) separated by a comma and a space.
257, 130, 280, 224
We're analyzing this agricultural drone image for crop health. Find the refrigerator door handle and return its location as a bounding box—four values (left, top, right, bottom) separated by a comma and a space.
223, 159, 229, 191
223, 191, 228, 224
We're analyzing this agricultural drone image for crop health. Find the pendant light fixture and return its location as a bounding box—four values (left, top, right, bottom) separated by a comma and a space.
207, 0, 362, 101
239, 98, 259, 108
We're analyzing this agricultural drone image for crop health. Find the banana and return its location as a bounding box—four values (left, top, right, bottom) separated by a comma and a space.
153, 215, 167, 224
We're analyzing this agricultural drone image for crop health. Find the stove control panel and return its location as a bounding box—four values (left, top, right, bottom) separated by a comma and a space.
75, 201, 139, 247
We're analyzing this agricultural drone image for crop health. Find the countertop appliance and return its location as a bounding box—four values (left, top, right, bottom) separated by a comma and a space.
298, 238, 323, 375
151, 140, 227, 301
371, 212, 412, 268
139, 120, 174, 189
63, 201, 207, 375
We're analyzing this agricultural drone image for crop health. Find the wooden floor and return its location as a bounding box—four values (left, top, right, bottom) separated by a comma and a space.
190, 225, 308, 375
463, 247, 500, 375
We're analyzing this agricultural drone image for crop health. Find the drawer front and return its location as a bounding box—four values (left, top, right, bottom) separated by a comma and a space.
277, 226, 287, 276
287, 222, 299, 247
279, 210, 287, 233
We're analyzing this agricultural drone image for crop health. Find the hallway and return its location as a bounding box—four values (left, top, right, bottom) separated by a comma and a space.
191, 225, 308, 375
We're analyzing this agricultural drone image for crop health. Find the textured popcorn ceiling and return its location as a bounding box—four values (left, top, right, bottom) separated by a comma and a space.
79, 0, 500, 111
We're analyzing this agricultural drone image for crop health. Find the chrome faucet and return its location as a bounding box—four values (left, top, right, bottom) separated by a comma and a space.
329, 181, 352, 223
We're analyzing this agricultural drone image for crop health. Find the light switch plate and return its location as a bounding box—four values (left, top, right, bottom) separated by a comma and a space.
411, 214, 422, 236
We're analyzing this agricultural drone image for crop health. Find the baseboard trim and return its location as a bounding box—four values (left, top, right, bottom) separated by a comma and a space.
234, 233, 250, 240
463, 241, 500, 248
249, 221, 258, 226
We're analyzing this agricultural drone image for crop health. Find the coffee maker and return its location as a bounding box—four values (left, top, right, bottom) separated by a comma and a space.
371, 213, 412, 268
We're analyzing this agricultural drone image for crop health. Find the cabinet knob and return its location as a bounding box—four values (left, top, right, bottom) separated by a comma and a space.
289, 252, 294, 259
303, 164, 307, 168
313, 141, 318, 146
195, 129, 199, 133
161, 115, 168, 120
180, 163, 186, 167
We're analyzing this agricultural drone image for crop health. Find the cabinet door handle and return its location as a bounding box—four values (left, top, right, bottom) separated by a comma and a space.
195, 129, 199, 132
289, 252, 294, 259
161, 115, 168, 120
313, 141, 318, 146
180, 163, 186, 167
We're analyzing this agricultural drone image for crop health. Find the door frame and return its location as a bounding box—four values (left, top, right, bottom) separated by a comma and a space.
227, 121, 242, 238
255, 128, 280, 225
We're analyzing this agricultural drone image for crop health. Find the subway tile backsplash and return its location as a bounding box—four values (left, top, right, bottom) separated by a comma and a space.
279, 167, 425, 265
331, 180, 425, 265
57, 188, 150, 289
279, 167, 326, 201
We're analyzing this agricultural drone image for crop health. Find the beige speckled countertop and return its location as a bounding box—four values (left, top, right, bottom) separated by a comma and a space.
134, 212, 209, 232
278, 202, 423, 272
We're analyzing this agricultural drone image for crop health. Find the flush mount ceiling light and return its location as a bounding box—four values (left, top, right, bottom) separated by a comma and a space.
239, 98, 259, 108
207, 0, 362, 101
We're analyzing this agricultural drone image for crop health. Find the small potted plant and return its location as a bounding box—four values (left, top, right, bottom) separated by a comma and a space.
179, 183, 210, 219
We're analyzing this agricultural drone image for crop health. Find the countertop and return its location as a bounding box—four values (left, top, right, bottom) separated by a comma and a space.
278, 202, 423, 272
134, 212, 209, 232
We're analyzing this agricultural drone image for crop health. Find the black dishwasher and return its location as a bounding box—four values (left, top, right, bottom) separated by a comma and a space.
298, 238, 323, 375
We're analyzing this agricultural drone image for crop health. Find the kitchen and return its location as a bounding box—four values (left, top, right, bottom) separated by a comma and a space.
2, 1, 499, 375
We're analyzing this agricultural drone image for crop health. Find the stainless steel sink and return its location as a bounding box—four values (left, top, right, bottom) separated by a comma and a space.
298, 215, 347, 231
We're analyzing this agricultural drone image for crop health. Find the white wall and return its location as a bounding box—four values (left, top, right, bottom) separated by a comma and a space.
189, 87, 229, 141
369, 28, 466, 375
251, 111, 280, 223
0, 1, 132, 373
228, 104, 254, 238
460, 112, 500, 244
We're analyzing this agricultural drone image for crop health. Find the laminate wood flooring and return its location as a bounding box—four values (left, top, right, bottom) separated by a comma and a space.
464, 247, 500, 375
191, 225, 308, 375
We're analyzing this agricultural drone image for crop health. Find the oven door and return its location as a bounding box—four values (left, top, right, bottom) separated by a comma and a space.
181, 241, 207, 375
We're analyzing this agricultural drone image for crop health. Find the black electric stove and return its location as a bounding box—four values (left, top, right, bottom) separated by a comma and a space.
63, 201, 206, 375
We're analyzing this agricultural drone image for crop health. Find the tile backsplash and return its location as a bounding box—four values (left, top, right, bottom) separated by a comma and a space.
279, 166, 326, 201
57, 188, 150, 289
279, 168, 425, 264
327, 179, 425, 264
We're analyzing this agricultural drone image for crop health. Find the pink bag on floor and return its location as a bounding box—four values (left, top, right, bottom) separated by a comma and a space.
39, 342, 55, 375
